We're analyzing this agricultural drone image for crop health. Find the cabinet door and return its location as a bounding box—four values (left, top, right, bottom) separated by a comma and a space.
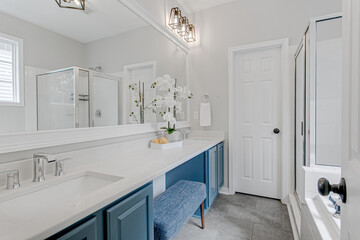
208, 146, 218, 207
106, 183, 153, 240
217, 142, 224, 189
57, 217, 97, 240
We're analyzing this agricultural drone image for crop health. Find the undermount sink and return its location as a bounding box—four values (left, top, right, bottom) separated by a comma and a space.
0, 171, 123, 220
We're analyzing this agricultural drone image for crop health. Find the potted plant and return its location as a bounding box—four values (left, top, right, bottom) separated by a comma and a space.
150, 74, 192, 142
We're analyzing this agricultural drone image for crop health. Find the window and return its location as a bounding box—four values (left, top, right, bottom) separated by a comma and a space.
0, 34, 23, 105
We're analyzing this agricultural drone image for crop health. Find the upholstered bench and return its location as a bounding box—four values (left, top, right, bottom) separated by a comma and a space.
153, 180, 206, 240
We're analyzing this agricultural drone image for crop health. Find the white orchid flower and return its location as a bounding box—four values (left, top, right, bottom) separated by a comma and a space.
162, 112, 176, 126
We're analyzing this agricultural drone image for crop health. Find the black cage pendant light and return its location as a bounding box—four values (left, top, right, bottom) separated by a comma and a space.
55, 0, 85, 10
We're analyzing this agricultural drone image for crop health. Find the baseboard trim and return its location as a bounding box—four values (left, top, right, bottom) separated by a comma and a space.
219, 187, 232, 195
287, 203, 300, 240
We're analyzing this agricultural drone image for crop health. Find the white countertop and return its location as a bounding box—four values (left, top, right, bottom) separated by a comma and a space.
0, 135, 224, 240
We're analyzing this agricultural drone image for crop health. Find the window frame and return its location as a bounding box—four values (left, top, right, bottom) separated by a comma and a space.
0, 33, 24, 107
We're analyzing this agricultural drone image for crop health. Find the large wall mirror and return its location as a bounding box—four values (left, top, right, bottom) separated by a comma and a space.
0, 0, 188, 134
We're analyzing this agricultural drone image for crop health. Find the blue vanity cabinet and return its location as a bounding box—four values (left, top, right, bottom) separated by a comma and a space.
165, 141, 224, 216
208, 146, 218, 207
217, 142, 224, 189
105, 183, 153, 240
49, 183, 153, 240
57, 217, 97, 240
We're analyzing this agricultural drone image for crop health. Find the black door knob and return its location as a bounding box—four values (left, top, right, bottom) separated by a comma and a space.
318, 177, 347, 203
273, 128, 280, 134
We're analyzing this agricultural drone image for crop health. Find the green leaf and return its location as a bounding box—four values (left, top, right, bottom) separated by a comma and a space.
167, 128, 176, 134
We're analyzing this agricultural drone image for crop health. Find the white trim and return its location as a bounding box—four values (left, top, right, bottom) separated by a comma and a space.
218, 187, 231, 195
0, 121, 190, 157
0, 32, 24, 107
287, 203, 301, 240
309, 12, 343, 23
228, 38, 291, 201
117, 0, 190, 54
289, 193, 302, 234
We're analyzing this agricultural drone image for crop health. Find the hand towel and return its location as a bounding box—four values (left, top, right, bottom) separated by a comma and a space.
200, 102, 211, 127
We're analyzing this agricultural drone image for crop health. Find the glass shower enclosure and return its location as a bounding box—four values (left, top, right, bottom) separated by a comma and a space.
294, 14, 342, 202
37, 67, 119, 131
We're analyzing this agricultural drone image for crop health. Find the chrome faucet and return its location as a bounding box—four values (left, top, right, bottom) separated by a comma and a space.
33, 153, 57, 182
0, 170, 20, 189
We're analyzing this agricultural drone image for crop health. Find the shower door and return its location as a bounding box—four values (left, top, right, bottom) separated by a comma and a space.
295, 37, 306, 201
37, 69, 76, 130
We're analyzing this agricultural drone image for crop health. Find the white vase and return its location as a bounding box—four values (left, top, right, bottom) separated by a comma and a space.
164, 130, 182, 142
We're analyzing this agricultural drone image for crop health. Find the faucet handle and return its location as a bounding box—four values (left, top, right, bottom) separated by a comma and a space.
55, 158, 71, 176
33, 153, 57, 163
0, 170, 20, 190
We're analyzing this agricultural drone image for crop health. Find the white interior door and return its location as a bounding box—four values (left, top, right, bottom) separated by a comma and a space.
234, 47, 282, 199
341, 0, 360, 238
124, 62, 156, 124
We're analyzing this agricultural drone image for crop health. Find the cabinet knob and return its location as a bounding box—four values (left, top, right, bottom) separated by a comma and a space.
273, 128, 280, 134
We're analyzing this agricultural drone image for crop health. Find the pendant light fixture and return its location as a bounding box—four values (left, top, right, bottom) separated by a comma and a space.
169, 7, 182, 29
55, 0, 85, 10
169, 6, 196, 43
177, 17, 190, 37
184, 24, 196, 42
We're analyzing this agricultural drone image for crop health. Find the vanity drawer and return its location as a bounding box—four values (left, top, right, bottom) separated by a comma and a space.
57, 216, 97, 240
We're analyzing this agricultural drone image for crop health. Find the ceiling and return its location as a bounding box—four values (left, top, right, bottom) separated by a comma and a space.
0, 0, 147, 43
178, 0, 237, 13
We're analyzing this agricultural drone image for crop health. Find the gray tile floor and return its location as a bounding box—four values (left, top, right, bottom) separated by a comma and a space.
175, 193, 294, 240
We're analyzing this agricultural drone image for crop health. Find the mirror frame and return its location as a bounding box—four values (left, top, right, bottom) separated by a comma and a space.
0, 0, 191, 155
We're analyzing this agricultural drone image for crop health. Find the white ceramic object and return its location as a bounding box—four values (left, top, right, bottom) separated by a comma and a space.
151, 141, 183, 150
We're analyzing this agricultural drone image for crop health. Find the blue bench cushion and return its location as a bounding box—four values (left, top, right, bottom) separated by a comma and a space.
154, 180, 206, 240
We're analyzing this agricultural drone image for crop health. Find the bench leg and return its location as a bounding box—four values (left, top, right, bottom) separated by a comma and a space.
200, 202, 205, 229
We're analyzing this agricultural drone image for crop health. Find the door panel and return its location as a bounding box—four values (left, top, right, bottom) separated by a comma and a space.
234, 47, 281, 199
218, 142, 224, 189
208, 146, 218, 206
106, 184, 153, 240
341, 0, 360, 238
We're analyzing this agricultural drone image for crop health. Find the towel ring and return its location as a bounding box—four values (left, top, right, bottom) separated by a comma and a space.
201, 94, 209, 103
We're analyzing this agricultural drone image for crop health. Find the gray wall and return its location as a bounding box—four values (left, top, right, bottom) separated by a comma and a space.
0, 12, 85, 69
0, 12, 85, 133
84, 25, 187, 78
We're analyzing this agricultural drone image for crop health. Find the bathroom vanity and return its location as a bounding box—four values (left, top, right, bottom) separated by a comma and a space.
0, 136, 224, 239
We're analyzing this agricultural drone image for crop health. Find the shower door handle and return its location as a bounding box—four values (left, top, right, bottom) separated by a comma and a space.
301, 122, 304, 136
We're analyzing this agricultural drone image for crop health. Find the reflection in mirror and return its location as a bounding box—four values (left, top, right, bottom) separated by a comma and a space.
0, 0, 188, 134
